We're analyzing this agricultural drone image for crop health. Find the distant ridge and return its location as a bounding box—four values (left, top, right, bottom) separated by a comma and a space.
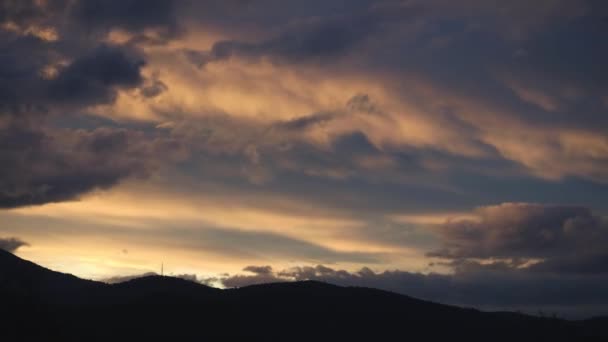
0, 249, 103, 303
1, 250, 606, 342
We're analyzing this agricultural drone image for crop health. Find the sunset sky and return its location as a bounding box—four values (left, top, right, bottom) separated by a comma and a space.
1, 0, 608, 317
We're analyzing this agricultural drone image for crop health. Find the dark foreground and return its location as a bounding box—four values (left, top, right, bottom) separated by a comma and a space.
1, 250, 606, 341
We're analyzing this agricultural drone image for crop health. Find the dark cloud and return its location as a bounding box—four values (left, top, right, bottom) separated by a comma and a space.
0, 34, 56, 114
0, 0, 68, 28
0, 0, 42, 24
275, 112, 335, 131
346, 94, 382, 115
210, 263, 608, 318
429, 203, 608, 261
0, 121, 183, 208
424, 203, 608, 287
0, 237, 29, 252
243, 265, 273, 275
203, 202, 608, 317
2, 0, 607, 209
1, 0, 181, 45
178, 124, 523, 216
528, 252, 608, 275
0, 16, 176, 209
1, 0, 608, 319
392, 1, 608, 134
140, 78, 168, 98
222, 266, 281, 288
70, 0, 178, 39
179, 0, 608, 185
186, 2, 419, 66
0, 0, 157, 116
49, 45, 145, 106
0, 39, 146, 115
193, 21, 365, 65
0, 9, 164, 210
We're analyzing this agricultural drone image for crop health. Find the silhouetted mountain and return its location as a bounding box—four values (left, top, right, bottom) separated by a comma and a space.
0, 248, 104, 304
1, 250, 607, 341
110, 275, 221, 301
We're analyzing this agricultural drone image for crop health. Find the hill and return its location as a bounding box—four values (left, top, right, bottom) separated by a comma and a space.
1, 250, 606, 341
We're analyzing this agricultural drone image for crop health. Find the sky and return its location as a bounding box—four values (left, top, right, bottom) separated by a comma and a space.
1, 0, 608, 317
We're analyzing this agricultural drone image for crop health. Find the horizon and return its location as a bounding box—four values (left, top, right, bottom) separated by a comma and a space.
1, 0, 608, 320
3, 249, 606, 320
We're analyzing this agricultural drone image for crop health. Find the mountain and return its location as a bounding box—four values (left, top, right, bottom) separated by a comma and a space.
0, 248, 104, 303
1, 249, 606, 341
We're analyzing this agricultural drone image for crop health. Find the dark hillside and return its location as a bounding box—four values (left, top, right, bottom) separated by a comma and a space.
1, 250, 606, 342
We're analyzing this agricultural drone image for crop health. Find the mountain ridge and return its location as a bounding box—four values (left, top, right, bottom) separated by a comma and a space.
1, 250, 606, 341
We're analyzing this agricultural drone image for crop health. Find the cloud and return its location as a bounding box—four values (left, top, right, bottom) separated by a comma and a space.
2, 0, 608, 319
429, 203, 608, 261
0, 121, 184, 208
0, 18, 179, 210
0, 39, 147, 116
244, 265, 273, 275
209, 263, 608, 318
221, 266, 282, 288
119, 1, 608, 182
70, 0, 178, 40
185, 2, 419, 67
275, 112, 335, 131
172, 226, 381, 264
140, 78, 168, 98
425, 203, 608, 283
0, 237, 29, 252
527, 252, 608, 275
0, 0, 68, 29
48, 45, 145, 106
0, 0, 606, 285
0, 22, 179, 209
198, 202, 608, 316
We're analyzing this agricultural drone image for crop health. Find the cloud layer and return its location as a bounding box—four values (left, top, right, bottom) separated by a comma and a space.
2, 0, 608, 208
0, 237, 29, 253
430, 203, 608, 268
1, 0, 608, 319
207, 263, 608, 318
